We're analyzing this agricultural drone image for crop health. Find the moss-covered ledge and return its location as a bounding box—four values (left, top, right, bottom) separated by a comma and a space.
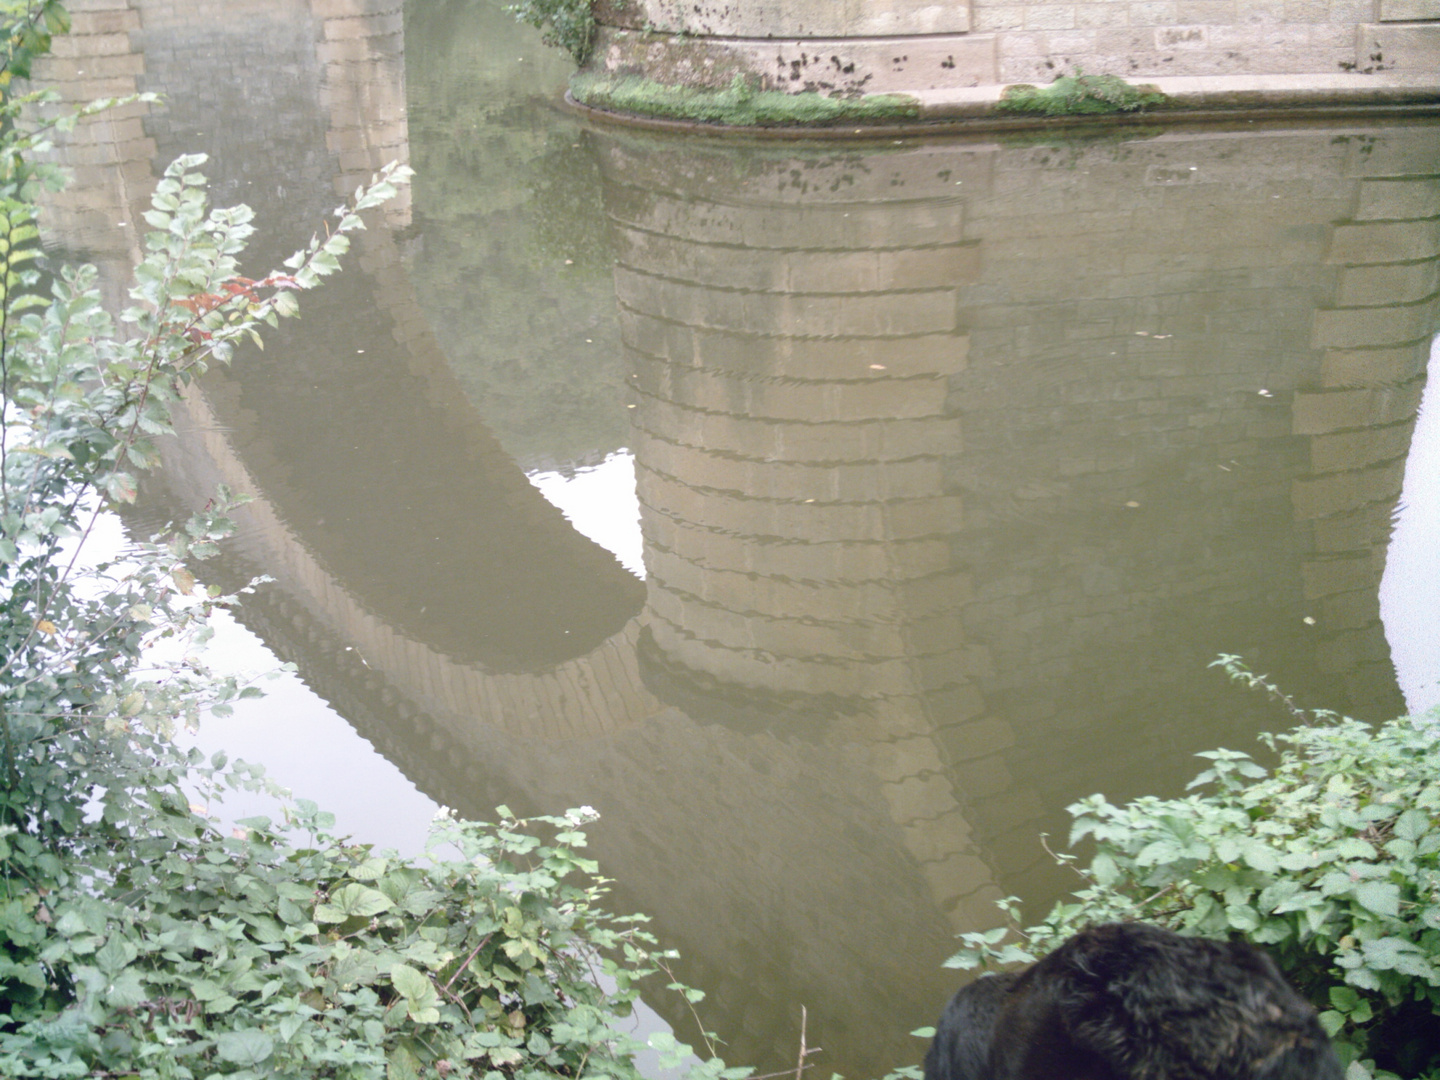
510, 0, 1440, 130
568, 71, 1440, 135
569, 72, 922, 127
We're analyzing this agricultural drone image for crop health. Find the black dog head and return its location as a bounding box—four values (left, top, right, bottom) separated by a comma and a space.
924, 923, 1343, 1080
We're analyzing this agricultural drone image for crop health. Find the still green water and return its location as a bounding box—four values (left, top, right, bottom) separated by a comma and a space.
36, 1, 1440, 1075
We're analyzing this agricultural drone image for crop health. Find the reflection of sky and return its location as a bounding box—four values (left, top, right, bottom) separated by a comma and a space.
528, 450, 646, 579
1381, 336, 1440, 718
71, 516, 441, 849
182, 610, 441, 855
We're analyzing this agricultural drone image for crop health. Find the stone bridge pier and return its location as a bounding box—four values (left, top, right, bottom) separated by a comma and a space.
587, 0, 1440, 117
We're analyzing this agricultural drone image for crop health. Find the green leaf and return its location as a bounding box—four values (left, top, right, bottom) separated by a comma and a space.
1224, 904, 1260, 932
1361, 936, 1434, 979
1353, 881, 1400, 918
1330, 986, 1361, 1010
387, 1044, 423, 1080
352, 857, 389, 881
314, 883, 393, 923
1334, 838, 1376, 859
43, 5, 71, 34
95, 934, 138, 975
1318, 1009, 1345, 1037
278, 1012, 307, 1042
103, 970, 147, 1009
216, 1030, 275, 1066
390, 963, 441, 1024
391, 963, 431, 1001
1242, 842, 1280, 874
1394, 808, 1429, 841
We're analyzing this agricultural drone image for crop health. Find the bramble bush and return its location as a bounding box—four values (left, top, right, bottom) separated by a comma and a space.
502, 0, 596, 65
0, 3, 744, 1077
945, 657, 1440, 1080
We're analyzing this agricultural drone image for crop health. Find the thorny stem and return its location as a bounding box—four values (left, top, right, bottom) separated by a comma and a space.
794, 1005, 811, 1080
444, 932, 492, 993
432, 976, 472, 1024
744, 1014, 822, 1080
1040, 832, 1090, 885
1137, 882, 1179, 909
656, 955, 721, 1060
0, 209, 15, 508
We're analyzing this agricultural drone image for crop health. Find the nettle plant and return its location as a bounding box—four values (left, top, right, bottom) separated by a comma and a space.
946, 658, 1440, 1080
0, 6, 744, 1075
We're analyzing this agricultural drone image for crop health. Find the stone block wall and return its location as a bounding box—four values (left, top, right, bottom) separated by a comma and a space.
973, 0, 1369, 81
590, 0, 1440, 93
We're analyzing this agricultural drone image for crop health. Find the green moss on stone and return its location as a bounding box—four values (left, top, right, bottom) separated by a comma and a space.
570, 72, 921, 127
996, 73, 1170, 116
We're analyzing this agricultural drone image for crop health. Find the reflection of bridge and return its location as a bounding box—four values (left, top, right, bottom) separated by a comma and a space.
34, 3, 1440, 1076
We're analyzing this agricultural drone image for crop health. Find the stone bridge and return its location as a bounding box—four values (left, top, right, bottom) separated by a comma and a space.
588, 0, 1440, 115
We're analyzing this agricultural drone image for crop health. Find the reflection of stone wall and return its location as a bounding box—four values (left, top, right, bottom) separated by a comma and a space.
602, 138, 1018, 933
29, 0, 154, 313
35, 14, 970, 1074
946, 131, 1436, 898
600, 127, 1438, 917
1299, 145, 1440, 706
315, 0, 410, 226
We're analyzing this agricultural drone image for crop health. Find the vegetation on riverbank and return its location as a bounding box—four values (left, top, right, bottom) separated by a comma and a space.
504, 0, 596, 64
0, 4, 741, 1077
570, 72, 921, 127
995, 72, 1169, 115
947, 658, 1440, 1080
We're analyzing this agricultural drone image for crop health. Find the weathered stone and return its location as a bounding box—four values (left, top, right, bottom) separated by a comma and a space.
1334, 260, 1438, 306
1359, 21, 1440, 73
595, 28, 997, 94
616, 0, 974, 38
1377, 0, 1440, 16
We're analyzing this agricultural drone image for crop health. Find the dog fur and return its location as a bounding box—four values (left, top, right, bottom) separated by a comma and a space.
923, 922, 1343, 1080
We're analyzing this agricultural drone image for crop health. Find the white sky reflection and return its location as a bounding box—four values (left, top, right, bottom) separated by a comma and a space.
1380, 336, 1440, 718
527, 450, 646, 579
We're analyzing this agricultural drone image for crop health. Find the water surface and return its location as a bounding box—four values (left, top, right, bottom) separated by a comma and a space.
34, 2, 1440, 1075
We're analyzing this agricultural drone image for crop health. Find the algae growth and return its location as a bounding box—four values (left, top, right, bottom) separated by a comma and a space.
996, 72, 1170, 115
570, 73, 921, 127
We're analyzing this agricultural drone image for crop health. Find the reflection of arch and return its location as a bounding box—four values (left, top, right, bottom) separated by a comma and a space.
36, 0, 648, 677
591, 125, 1439, 921
32, 11, 972, 1076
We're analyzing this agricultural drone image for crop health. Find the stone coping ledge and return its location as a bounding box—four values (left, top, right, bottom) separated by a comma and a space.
567, 72, 1440, 136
